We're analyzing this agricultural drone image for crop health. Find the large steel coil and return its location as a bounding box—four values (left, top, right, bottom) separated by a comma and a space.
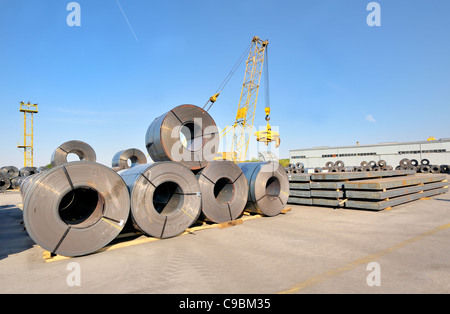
112, 148, 147, 171
22, 161, 130, 257
51, 140, 96, 167
238, 161, 289, 217
0, 172, 11, 191
196, 160, 248, 223
20, 172, 45, 199
19, 167, 37, 177
145, 104, 219, 171
1, 166, 19, 178
119, 162, 202, 238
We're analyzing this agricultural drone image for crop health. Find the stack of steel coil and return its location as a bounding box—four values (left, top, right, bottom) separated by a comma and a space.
20, 104, 289, 257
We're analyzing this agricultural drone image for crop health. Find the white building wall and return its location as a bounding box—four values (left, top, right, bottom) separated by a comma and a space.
290, 140, 450, 168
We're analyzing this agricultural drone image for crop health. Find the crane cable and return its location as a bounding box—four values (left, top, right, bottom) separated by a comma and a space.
204, 41, 253, 112
264, 45, 270, 116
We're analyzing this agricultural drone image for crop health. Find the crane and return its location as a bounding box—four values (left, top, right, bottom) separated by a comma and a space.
205, 36, 280, 163
17, 101, 38, 167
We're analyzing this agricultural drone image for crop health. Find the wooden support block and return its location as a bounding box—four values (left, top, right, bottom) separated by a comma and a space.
280, 207, 292, 214
218, 219, 243, 229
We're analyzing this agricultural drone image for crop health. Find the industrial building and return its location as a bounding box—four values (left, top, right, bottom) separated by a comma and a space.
289, 138, 450, 169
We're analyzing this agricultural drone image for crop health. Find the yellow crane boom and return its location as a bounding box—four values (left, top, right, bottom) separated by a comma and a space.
207, 36, 280, 162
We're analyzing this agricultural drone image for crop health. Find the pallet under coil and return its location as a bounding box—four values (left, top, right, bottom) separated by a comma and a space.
287, 171, 448, 211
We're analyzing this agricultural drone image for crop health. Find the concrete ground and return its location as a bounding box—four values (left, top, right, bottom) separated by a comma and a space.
0, 182, 449, 294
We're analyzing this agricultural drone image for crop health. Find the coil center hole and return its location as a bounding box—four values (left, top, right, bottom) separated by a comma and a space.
265, 176, 281, 201
153, 181, 184, 215
58, 187, 104, 228
128, 156, 138, 167
214, 177, 235, 205
179, 121, 203, 152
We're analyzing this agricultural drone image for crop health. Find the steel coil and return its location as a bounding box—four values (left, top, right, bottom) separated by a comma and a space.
119, 162, 202, 238
145, 104, 219, 171
0, 172, 10, 190
112, 148, 147, 171
419, 165, 431, 173
37, 166, 49, 173
10, 177, 21, 190
19, 167, 37, 177
377, 160, 387, 167
196, 160, 248, 223
399, 158, 411, 168
421, 159, 430, 166
20, 172, 45, 199
51, 140, 96, 167
334, 160, 345, 169
1, 166, 19, 178
430, 165, 440, 174
238, 161, 289, 217
22, 161, 130, 257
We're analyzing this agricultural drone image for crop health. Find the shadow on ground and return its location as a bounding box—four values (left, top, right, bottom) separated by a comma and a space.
0, 205, 35, 260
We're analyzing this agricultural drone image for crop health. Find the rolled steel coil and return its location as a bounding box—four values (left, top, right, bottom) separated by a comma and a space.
196, 160, 248, 223
10, 177, 21, 190
22, 161, 130, 257
421, 159, 430, 166
368, 161, 377, 168
295, 162, 304, 170
20, 172, 45, 199
419, 165, 431, 173
238, 161, 289, 217
145, 104, 219, 171
37, 166, 49, 173
410, 159, 419, 167
19, 167, 37, 177
112, 148, 147, 171
325, 161, 334, 168
377, 160, 387, 167
119, 162, 202, 238
399, 158, 411, 168
1, 166, 19, 178
0, 172, 11, 190
360, 161, 368, 167
314, 167, 322, 173
51, 140, 96, 167
334, 160, 345, 169
430, 165, 440, 174
372, 166, 381, 171
440, 165, 450, 174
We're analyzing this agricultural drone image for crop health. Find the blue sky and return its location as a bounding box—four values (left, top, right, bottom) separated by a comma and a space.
1, 0, 449, 168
